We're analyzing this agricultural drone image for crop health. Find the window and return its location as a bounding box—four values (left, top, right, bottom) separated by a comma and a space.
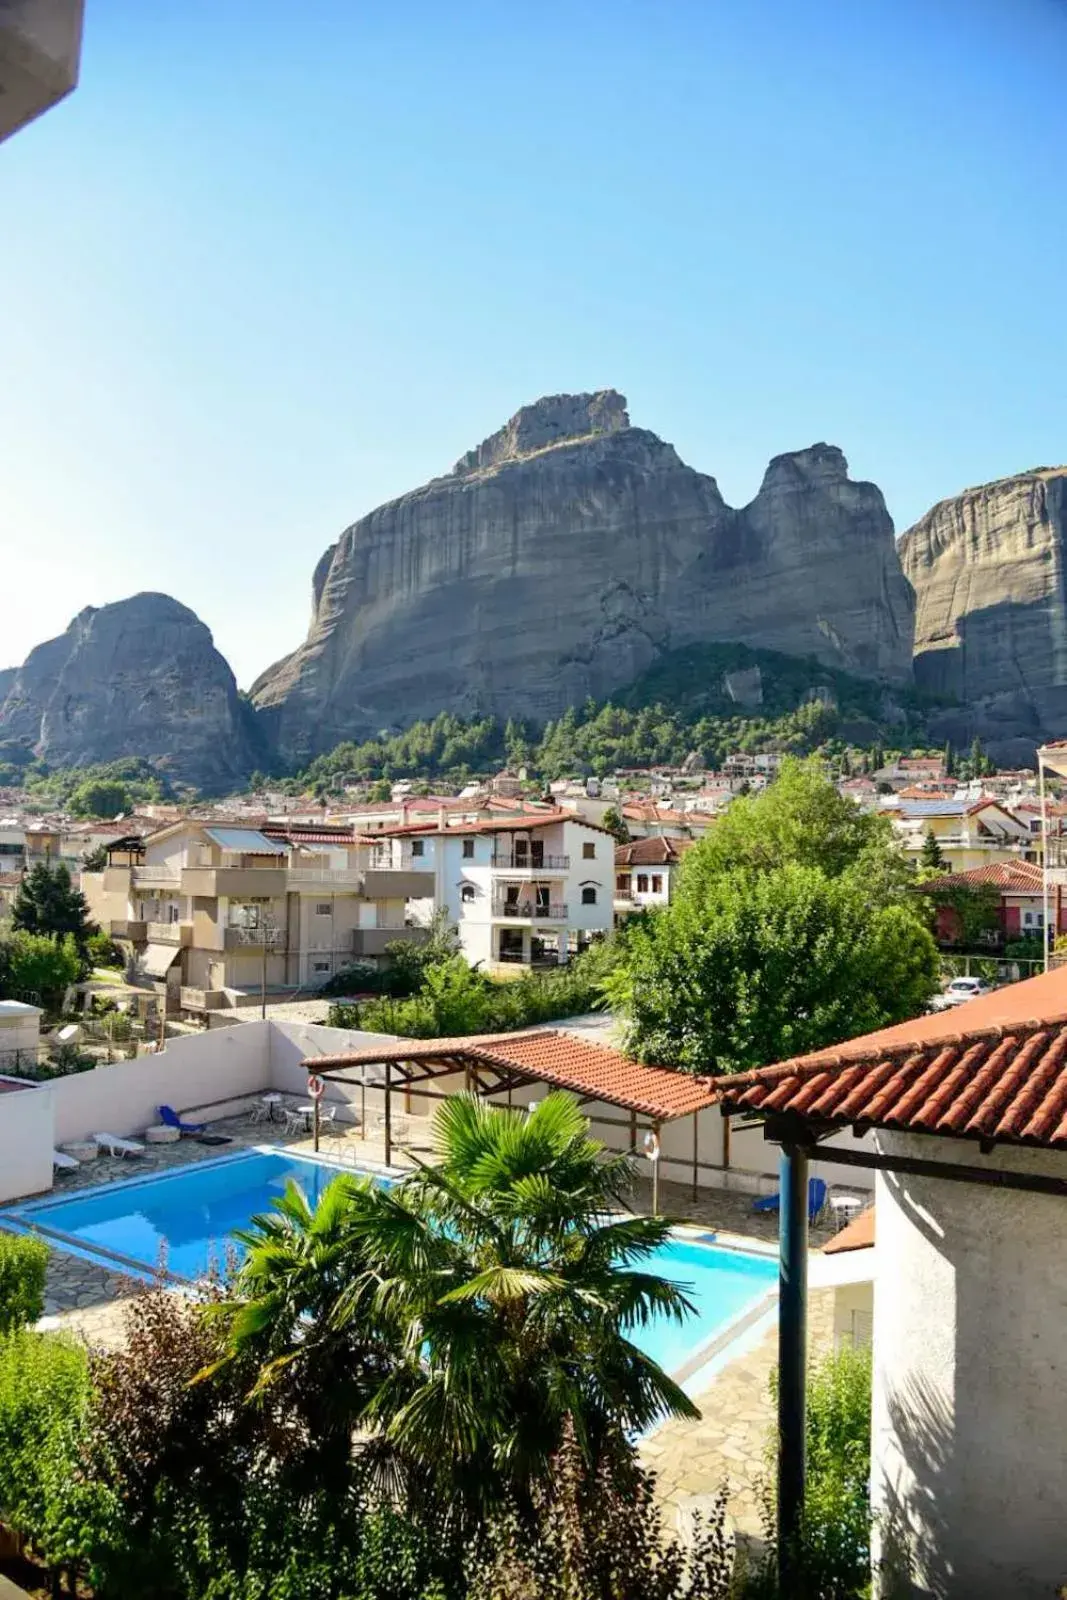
462, 838, 474, 859
315, 902, 331, 916
582, 841, 596, 859
461, 883, 476, 903
636, 874, 649, 894
411, 839, 424, 858
651, 874, 663, 894
616, 875, 628, 892
312, 960, 331, 973
581, 886, 597, 906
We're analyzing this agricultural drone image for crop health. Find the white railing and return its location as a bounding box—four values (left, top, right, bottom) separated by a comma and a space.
132, 866, 180, 886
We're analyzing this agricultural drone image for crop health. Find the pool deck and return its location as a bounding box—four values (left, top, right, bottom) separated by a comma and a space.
15, 1117, 848, 1536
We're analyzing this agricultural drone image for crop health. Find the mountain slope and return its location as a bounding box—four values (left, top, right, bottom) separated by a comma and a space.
252, 390, 914, 763
0, 593, 266, 792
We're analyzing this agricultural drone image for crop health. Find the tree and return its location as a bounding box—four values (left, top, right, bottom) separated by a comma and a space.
11, 863, 97, 972
68, 778, 132, 818
600, 805, 630, 845
81, 843, 109, 873
607, 864, 939, 1074
213, 1094, 698, 1527
920, 828, 946, 870
943, 740, 955, 779
0, 931, 81, 1011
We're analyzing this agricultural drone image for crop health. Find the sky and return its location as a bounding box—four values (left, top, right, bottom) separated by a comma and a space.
2, 0, 1066, 688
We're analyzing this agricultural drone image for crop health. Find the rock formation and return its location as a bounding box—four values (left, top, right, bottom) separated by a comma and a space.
253, 391, 914, 762
0, 593, 265, 791
899, 467, 1067, 763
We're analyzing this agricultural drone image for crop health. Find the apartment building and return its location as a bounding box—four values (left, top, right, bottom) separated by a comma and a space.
83, 820, 433, 1014
885, 797, 1035, 874
361, 812, 614, 972
613, 836, 692, 920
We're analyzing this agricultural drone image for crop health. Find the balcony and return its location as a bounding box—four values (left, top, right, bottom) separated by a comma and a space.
131, 865, 181, 889
491, 853, 569, 871
492, 898, 569, 921
110, 919, 146, 942
361, 867, 436, 899
287, 867, 365, 887
351, 925, 430, 959
182, 866, 288, 898
180, 987, 225, 1012
223, 925, 285, 951
145, 921, 192, 947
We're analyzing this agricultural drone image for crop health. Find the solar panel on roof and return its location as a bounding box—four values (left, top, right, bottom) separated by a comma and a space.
204, 826, 286, 854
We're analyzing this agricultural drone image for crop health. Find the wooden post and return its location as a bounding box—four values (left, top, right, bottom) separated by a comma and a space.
384, 1060, 392, 1166
313, 1093, 320, 1154
464, 1062, 471, 1093
629, 1108, 637, 1151
723, 1107, 732, 1170
360, 1072, 366, 1140
692, 1111, 699, 1202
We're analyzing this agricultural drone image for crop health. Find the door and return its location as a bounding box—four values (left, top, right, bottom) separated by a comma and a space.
358, 902, 378, 929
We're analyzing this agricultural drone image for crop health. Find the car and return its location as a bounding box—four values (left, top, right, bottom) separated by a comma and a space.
928, 976, 994, 1012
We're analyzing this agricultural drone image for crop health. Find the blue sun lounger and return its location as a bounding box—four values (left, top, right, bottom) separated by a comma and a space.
158, 1104, 207, 1136
752, 1176, 827, 1225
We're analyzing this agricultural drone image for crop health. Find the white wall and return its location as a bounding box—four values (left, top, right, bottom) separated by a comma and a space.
870, 1131, 1067, 1599
0, 1080, 54, 1202
50, 1021, 274, 1143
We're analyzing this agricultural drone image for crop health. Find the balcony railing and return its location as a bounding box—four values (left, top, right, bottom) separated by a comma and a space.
224, 925, 285, 950
287, 868, 365, 886
491, 853, 569, 871
131, 866, 181, 887
145, 921, 191, 946
493, 899, 568, 920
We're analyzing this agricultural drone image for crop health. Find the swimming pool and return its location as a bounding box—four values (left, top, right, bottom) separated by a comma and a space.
6, 1149, 777, 1375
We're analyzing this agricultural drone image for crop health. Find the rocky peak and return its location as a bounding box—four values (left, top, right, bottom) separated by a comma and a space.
449, 389, 630, 476
757, 444, 852, 497
0, 592, 266, 792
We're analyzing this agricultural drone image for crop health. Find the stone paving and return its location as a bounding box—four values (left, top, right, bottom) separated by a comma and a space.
641, 1288, 836, 1539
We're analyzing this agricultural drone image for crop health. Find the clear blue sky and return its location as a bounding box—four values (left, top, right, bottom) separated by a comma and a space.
3, 0, 1065, 687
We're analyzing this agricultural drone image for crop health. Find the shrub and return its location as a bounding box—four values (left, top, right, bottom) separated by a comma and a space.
0, 1232, 49, 1332
0, 1329, 91, 1558
86, 930, 125, 969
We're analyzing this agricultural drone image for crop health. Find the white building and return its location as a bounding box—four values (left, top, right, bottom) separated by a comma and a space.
614, 835, 693, 919
362, 812, 614, 973
721, 969, 1067, 1599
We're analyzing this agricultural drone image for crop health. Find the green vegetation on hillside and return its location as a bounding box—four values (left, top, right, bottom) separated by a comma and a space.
291, 641, 941, 793
7, 756, 169, 812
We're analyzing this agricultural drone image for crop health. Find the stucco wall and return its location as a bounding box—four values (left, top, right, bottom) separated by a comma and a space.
0, 1080, 54, 1202
871, 1131, 1067, 1599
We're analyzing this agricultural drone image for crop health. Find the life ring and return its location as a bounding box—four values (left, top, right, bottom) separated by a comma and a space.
308, 1074, 326, 1101
643, 1130, 660, 1163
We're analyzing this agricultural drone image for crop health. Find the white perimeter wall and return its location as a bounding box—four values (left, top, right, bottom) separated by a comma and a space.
870, 1131, 1067, 1599
0, 1080, 54, 1202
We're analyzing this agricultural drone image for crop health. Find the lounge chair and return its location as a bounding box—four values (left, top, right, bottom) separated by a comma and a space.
752, 1176, 828, 1225
93, 1132, 146, 1159
52, 1149, 79, 1172
158, 1104, 207, 1136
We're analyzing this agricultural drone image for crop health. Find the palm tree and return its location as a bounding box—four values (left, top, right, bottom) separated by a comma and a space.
354, 1092, 699, 1517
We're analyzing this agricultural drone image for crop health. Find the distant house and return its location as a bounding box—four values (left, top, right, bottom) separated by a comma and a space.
614, 836, 693, 919
920, 860, 1050, 946
886, 796, 1034, 874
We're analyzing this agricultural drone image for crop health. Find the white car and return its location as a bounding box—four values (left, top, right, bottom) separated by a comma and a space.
929, 976, 994, 1012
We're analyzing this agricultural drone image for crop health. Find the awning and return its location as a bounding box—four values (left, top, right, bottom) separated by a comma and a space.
142, 943, 179, 979
204, 826, 286, 855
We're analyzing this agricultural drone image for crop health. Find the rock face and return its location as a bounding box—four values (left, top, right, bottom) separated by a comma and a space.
899, 467, 1067, 762
253, 391, 914, 762
0, 593, 265, 791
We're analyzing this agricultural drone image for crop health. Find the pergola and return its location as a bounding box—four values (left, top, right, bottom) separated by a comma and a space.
302, 1028, 719, 1205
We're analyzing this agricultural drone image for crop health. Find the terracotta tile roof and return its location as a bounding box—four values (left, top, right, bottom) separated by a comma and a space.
356, 811, 615, 840
823, 1206, 875, 1254
614, 836, 692, 867
919, 861, 1044, 893
714, 966, 1067, 1150
308, 1029, 717, 1120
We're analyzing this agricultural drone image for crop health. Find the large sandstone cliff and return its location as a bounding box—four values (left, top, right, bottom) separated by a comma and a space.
899, 467, 1067, 762
0, 593, 265, 791
252, 391, 914, 762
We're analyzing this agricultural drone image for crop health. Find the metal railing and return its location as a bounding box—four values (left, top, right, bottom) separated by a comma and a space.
491, 853, 569, 870
286, 868, 365, 886
224, 924, 285, 949
493, 899, 568, 920
131, 865, 180, 886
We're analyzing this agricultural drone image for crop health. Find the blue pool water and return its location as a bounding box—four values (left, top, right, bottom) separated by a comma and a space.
8, 1150, 777, 1373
